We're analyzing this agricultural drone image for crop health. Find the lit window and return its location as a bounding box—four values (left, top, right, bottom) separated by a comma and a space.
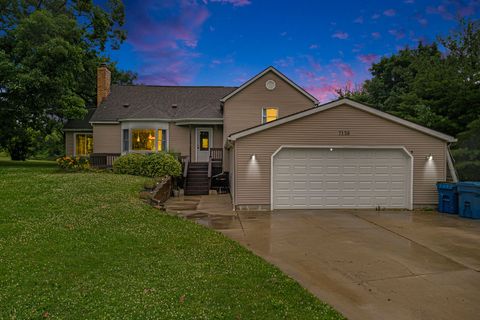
262, 108, 278, 123
157, 129, 167, 151
132, 129, 155, 151
200, 131, 209, 151
75, 134, 93, 156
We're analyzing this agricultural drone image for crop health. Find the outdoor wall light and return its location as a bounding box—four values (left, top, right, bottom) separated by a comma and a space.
329, 148, 334, 151
251, 154, 256, 160
426, 153, 433, 161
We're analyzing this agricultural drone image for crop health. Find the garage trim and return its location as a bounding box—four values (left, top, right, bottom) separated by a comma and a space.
270, 145, 414, 211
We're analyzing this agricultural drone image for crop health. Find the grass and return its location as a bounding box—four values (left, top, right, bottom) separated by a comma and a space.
0, 160, 343, 319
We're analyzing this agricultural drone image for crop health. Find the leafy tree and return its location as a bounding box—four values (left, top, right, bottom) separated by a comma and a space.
0, 1, 136, 160
341, 19, 480, 180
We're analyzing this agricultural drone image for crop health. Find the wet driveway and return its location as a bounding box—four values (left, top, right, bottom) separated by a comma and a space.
189, 208, 480, 320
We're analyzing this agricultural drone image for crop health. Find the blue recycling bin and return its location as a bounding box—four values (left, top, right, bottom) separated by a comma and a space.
436, 182, 458, 214
457, 182, 480, 219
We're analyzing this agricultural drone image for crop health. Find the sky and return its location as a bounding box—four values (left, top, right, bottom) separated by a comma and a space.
104, 0, 480, 102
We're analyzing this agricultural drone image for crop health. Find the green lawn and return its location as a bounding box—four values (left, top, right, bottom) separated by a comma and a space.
0, 160, 343, 319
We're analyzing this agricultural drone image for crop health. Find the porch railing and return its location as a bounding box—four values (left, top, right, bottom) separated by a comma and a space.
90, 153, 120, 169
209, 148, 223, 161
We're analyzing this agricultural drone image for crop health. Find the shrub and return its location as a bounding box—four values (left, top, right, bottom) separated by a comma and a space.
112, 153, 146, 175
113, 152, 182, 178
56, 156, 89, 170
140, 153, 182, 178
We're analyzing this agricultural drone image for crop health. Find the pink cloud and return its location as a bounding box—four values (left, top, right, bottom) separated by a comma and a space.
332, 31, 349, 39
383, 9, 396, 16
305, 84, 339, 102
335, 62, 355, 78
309, 44, 319, 49
389, 29, 406, 39
306, 55, 322, 71
371, 13, 381, 19
371, 32, 381, 39
207, 0, 252, 6
126, 1, 210, 84
427, 1, 479, 19
426, 4, 454, 20
354, 16, 364, 24
357, 54, 379, 64
414, 13, 428, 26
275, 56, 295, 68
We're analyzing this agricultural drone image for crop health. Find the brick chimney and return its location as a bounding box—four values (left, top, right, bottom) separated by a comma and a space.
97, 64, 111, 107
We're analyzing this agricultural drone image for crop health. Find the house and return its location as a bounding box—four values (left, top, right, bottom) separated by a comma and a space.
64, 65, 457, 210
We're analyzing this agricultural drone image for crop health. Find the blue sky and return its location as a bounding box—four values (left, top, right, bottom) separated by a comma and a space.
105, 0, 480, 101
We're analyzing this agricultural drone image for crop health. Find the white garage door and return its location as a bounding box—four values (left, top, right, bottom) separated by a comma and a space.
272, 148, 412, 209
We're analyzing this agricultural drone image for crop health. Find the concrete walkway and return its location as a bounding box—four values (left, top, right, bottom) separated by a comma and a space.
165, 197, 480, 320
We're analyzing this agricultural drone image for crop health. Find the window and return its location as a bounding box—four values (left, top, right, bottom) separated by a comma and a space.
157, 129, 167, 151
131, 129, 155, 151
262, 108, 278, 123
123, 129, 129, 152
199, 130, 209, 151
75, 134, 93, 156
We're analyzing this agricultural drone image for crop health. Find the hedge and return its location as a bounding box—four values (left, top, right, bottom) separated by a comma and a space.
113, 152, 182, 178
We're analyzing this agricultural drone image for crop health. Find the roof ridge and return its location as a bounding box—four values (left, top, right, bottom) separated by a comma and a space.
112, 84, 239, 88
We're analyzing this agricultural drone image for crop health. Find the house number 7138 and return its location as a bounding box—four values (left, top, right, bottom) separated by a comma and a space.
338, 130, 350, 136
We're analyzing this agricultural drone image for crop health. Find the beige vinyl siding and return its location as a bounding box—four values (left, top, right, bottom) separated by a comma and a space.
223, 70, 315, 171
185, 125, 223, 162
234, 103, 447, 207
169, 123, 191, 157
92, 124, 121, 153
213, 125, 223, 149
65, 132, 74, 156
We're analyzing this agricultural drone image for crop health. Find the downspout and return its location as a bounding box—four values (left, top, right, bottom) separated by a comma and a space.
447, 143, 459, 182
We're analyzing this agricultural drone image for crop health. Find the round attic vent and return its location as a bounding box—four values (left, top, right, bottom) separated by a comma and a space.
265, 80, 276, 90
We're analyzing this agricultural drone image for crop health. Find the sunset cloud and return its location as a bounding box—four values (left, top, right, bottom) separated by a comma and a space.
357, 54, 379, 64
383, 9, 396, 16
389, 28, 406, 39
207, 0, 252, 6
332, 31, 349, 39
353, 16, 364, 24
335, 61, 355, 78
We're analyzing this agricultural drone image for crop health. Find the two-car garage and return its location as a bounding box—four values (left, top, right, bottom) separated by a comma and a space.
229, 99, 456, 211
272, 147, 412, 209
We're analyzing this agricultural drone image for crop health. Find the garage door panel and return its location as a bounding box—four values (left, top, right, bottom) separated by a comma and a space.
273, 148, 411, 209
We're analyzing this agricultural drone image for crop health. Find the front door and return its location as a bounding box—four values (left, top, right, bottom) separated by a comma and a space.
195, 128, 213, 162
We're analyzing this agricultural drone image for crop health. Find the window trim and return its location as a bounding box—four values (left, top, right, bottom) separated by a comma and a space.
73, 132, 93, 156
131, 128, 157, 152
121, 121, 170, 154
262, 107, 279, 124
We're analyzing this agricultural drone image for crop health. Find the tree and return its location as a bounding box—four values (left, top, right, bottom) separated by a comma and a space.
341, 19, 480, 179
0, 1, 136, 160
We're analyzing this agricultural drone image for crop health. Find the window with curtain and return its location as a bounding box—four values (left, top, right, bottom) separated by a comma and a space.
75, 134, 93, 156
262, 108, 278, 123
157, 129, 167, 151
131, 129, 155, 151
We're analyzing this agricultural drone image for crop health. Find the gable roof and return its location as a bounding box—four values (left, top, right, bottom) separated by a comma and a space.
63, 108, 95, 130
219, 66, 318, 103
229, 98, 456, 142
90, 85, 237, 123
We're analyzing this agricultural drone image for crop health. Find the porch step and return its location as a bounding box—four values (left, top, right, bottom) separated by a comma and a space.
185, 162, 209, 196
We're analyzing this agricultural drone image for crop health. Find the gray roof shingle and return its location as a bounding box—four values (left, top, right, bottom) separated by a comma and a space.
64, 108, 95, 130
90, 85, 238, 122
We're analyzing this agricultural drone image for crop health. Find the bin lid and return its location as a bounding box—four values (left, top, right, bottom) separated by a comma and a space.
436, 182, 457, 190
457, 181, 480, 193
458, 181, 480, 187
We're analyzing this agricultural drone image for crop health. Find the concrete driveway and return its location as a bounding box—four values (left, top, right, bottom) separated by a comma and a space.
191, 208, 480, 320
